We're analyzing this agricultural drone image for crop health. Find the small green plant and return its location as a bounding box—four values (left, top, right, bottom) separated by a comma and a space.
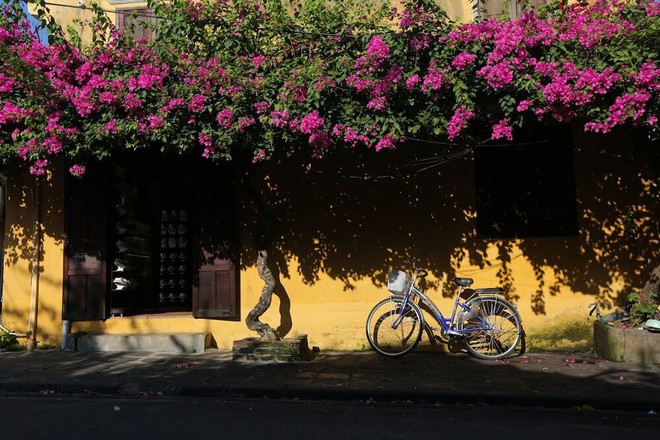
627, 291, 660, 327
0, 331, 18, 351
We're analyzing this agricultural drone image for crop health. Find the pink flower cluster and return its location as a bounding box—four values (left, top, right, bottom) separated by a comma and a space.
448, 106, 475, 140
477, 60, 513, 90
398, 4, 430, 29
585, 91, 654, 133
281, 82, 307, 103
355, 36, 390, 71
451, 52, 476, 71
422, 61, 445, 92
298, 111, 330, 149
491, 119, 513, 141
347, 36, 403, 111
331, 124, 370, 147
0, 0, 657, 173
69, 164, 86, 177
198, 133, 216, 158
216, 108, 234, 128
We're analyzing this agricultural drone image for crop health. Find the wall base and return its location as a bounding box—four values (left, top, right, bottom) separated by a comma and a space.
64, 332, 211, 353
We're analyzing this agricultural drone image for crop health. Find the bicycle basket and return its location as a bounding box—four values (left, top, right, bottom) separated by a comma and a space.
387, 270, 411, 294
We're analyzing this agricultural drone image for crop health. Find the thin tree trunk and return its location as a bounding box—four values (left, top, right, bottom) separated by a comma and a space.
639, 263, 660, 304
245, 250, 278, 340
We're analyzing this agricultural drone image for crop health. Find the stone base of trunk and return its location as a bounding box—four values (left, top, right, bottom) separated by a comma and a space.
594, 321, 660, 364
232, 335, 314, 362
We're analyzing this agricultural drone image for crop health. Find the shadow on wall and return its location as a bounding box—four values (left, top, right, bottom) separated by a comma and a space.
239, 128, 659, 316
1, 127, 656, 344
0, 162, 65, 341
3, 165, 65, 272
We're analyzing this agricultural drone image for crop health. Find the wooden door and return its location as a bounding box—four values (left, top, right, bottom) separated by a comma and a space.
63, 169, 109, 321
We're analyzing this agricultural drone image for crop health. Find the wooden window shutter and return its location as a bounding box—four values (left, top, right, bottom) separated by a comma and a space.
63, 168, 109, 321
193, 253, 238, 319
116, 8, 156, 41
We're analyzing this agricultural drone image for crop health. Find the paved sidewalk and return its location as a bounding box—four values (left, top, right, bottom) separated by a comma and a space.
1, 348, 658, 412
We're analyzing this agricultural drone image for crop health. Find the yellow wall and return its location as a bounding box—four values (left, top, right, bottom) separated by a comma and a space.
21, 129, 651, 352
36, 0, 478, 43
29, 0, 149, 42
2, 133, 656, 351
1, 162, 65, 347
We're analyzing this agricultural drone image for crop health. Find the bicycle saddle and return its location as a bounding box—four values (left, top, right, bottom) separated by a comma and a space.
453, 277, 474, 287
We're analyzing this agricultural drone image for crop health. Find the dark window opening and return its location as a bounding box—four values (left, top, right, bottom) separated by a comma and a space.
474, 126, 579, 238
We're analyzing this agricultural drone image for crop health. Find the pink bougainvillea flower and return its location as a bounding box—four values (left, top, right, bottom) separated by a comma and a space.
448, 106, 475, 140
254, 101, 270, 115
374, 134, 396, 151
188, 94, 206, 113
491, 119, 513, 141
216, 108, 234, 128
29, 159, 48, 176
451, 52, 476, 70
422, 63, 444, 92
69, 164, 86, 177
252, 149, 266, 163
300, 111, 324, 134
252, 54, 266, 70
238, 116, 256, 133
516, 100, 532, 112
270, 110, 290, 127
105, 119, 118, 134
405, 74, 420, 91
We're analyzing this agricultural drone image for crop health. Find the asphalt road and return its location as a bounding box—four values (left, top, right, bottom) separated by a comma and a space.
2, 394, 658, 440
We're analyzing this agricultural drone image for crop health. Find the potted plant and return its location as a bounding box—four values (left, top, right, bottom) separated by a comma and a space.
594, 265, 660, 362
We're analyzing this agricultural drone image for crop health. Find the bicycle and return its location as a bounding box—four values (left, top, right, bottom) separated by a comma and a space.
366, 258, 524, 360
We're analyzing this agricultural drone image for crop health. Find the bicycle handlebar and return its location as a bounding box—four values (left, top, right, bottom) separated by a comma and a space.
403, 258, 427, 278
404, 257, 418, 267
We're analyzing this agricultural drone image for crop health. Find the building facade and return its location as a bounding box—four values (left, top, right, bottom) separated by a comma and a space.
3, 0, 656, 352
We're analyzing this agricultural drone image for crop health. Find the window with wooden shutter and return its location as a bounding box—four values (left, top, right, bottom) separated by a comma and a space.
473, 0, 551, 20
116, 7, 156, 42
193, 253, 238, 319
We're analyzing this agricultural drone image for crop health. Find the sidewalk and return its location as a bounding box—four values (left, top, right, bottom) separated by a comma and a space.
1, 348, 658, 412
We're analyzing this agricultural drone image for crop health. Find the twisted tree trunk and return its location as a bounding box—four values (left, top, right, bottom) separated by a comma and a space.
639, 263, 660, 309
245, 250, 278, 340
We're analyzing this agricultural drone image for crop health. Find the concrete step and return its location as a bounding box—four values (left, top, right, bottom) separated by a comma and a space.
65, 332, 211, 354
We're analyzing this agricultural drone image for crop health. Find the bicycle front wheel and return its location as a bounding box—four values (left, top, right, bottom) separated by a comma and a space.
457, 297, 522, 360
366, 296, 423, 357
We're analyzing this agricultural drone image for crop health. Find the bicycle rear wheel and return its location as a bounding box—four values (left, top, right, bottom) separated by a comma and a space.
457, 296, 522, 360
366, 296, 423, 357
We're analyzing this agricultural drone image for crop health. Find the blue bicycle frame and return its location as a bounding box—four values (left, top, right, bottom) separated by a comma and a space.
394, 274, 493, 335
